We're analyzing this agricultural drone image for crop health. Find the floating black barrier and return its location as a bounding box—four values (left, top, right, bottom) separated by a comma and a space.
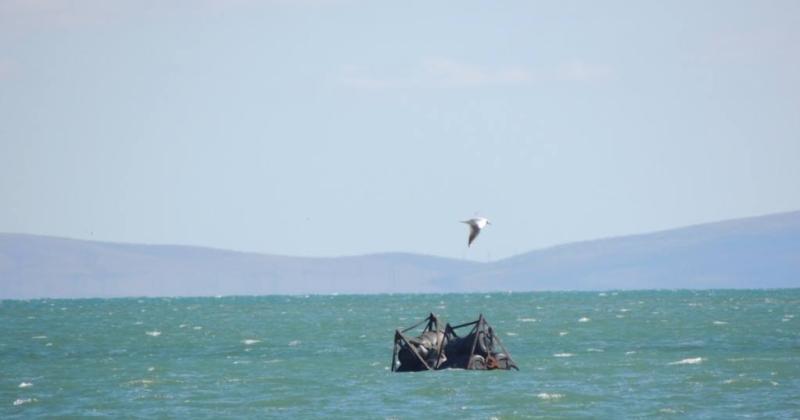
391, 313, 518, 372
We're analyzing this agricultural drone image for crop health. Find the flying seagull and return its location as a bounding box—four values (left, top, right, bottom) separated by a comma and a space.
462, 217, 490, 247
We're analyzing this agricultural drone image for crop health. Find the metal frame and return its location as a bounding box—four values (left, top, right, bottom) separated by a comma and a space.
392, 313, 518, 372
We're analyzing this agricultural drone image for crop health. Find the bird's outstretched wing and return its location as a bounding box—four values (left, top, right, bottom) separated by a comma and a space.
468, 224, 480, 247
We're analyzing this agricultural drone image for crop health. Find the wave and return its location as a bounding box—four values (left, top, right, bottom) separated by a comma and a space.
668, 357, 704, 365
536, 392, 564, 400
13, 398, 36, 406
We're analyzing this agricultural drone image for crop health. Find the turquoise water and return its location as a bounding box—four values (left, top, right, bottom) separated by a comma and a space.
2, 290, 799, 418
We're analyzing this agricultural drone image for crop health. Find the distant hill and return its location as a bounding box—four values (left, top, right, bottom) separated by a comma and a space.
448, 210, 800, 291
2, 211, 799, 299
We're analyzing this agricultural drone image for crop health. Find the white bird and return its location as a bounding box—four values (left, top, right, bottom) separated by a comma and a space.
461, 217, 490, 247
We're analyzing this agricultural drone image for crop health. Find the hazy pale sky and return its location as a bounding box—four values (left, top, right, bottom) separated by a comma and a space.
2, 1, 799, 260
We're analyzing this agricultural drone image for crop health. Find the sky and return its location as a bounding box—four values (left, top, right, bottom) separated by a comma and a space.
1, 1, 799, 261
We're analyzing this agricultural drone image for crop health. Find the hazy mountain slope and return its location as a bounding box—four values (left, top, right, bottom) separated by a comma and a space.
1, 211, 799, 298
0, 234, 478, 298
452, 210, 800, 291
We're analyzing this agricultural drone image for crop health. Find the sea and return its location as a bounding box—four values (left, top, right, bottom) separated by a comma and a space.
2, 289, 799, 418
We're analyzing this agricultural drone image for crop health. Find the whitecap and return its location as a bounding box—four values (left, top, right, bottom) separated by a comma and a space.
578, 317, 590, 323
712, 321, 728, 325
288, 340, 301, 346
668, 357, 704, 365
587, 348, 604, 352
506, 332, 518, 336
598, 292, 607, 297
147, 367, 155, 372
145, 331, 161, 337
18, 382, 33, 388
128, 379, 155, 386
559, 331, 569, 336
625, 351, 636, 355
536, 392, 564, 400
553, 353, 574, 358
179, 324, 188, 328
31, 335, 47, 340
192, 326, 202, 330
242, 339, 261, 345
517, 318, 537, 323
13, 398, 36, 406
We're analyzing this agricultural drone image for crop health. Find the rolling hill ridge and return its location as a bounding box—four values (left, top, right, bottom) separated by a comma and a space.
2, 211, 799, 298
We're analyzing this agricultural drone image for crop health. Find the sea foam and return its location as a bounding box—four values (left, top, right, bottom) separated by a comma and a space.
536, 392, 564, 400
13, 398, 36, 406
668, 357, 704, 365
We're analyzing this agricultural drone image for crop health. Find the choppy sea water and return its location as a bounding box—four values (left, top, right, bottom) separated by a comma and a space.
2, 290, 799, 418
